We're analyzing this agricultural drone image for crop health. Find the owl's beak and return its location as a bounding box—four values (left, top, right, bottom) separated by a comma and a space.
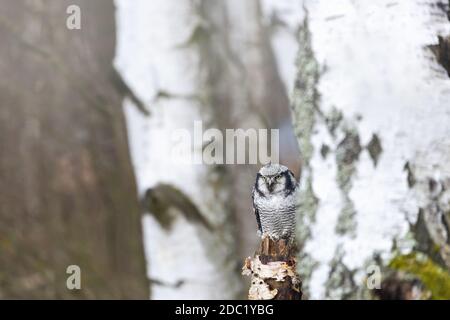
267, 178, 275, 191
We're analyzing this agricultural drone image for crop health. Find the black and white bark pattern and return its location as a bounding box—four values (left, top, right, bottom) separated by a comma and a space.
282, 0, 450, 298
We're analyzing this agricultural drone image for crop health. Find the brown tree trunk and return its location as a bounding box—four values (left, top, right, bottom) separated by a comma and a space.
0, 0, 148, 299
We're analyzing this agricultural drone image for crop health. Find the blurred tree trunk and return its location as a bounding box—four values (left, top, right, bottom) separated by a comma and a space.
288, 1, 450, 299
115, 0, 301, 299
0, 0, 148, 298
224, 0, 301, 261
115, 0, 243, 299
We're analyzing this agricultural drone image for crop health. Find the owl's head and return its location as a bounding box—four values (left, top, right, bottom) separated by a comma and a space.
255, 163, 297, 196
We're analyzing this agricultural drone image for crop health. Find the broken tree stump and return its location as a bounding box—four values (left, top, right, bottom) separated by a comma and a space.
242, 235, 302, 300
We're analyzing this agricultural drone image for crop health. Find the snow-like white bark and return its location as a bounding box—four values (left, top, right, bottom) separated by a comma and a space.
114, 0, 241, 299
270, 0, 450, 299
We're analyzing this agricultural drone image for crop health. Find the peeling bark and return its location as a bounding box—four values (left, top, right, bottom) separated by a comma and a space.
242, 236, 302, 300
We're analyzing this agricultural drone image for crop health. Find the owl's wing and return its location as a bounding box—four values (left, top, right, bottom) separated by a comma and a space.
251, 186, 262, 233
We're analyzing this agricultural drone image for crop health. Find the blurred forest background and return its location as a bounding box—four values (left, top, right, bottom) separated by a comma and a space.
0, 0, 449, 299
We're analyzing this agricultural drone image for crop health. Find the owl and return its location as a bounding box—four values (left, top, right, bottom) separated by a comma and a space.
252, 163, 299, 241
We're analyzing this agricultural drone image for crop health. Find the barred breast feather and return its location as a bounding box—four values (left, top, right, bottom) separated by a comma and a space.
253, 190, 297, 240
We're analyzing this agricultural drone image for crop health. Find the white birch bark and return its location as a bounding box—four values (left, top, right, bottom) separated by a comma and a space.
280, 0, 450, 299
114, 0, 242, 299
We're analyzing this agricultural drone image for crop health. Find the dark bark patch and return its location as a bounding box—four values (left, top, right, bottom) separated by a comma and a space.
336, 130, 362, 165
367, 133, 383, 167
403, 161, 416, 188
435, 1, 450, 20
325, 107, 343, 137
142, 183, 213, 231
320, 143, 330, 159
375, 275, 423, 300
428, 35, 450, 77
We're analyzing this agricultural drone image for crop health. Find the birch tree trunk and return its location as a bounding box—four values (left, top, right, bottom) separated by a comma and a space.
116, 0, 298, 299
286, 0, 450, 299
115, 0, 242, 299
